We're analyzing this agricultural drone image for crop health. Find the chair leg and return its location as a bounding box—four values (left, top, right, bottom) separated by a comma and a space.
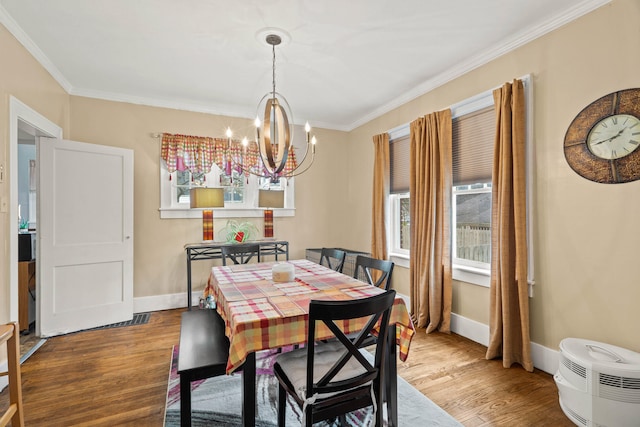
7, 322, 25, 427
277, 383, 286, 427
375, 393, 384, 427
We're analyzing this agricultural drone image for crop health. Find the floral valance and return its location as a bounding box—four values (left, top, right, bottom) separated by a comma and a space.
161, 132, 298, 179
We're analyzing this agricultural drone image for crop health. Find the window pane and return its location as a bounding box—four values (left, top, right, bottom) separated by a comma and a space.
176, 170, 191, 203
455, 192, 491, 263
400, 197, 410, 250
221, 171, 244, 203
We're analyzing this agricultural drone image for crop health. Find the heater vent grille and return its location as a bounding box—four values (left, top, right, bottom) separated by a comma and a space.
562, 355, 587, 378
565, 405, 588, 426
599, 374, 640, 403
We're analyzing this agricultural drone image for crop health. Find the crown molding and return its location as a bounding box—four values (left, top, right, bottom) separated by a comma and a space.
347, 0, 612, 131
69, 86, 253, 119
69, 86, 348, 131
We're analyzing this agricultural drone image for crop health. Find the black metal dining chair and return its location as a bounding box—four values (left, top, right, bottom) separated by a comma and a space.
319, 248, 347, 273
221, 244, 261, 265
274, 289, 396, 427
353, 255, 394, 290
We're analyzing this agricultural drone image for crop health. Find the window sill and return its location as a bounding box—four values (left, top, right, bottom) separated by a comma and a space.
390, 255, 493, 288
159, 207, 295, 219
389, 253, 409, 269
452, 264, 490, 287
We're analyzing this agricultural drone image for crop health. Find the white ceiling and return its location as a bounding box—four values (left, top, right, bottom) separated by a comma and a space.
0, 0, 608, 131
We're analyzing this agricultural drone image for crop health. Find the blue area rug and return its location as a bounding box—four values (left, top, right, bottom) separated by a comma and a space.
164, 346, 461, 426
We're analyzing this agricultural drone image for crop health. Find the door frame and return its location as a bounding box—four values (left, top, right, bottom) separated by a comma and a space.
9, 96, 62, 328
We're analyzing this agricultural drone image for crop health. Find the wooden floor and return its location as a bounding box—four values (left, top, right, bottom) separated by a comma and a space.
0, 308, 573, 426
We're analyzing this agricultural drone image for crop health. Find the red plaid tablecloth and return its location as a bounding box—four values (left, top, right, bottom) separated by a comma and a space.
206, 259, 415, 373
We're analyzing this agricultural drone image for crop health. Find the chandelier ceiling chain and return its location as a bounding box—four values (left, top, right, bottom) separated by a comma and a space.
269, 34, 279, 99
225, 31, 316, 183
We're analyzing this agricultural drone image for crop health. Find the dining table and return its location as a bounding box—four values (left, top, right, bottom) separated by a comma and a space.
204, 258, 415, 427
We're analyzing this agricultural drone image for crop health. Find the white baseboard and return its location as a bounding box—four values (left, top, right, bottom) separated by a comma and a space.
450, 312, 490, 346
531, 340, 560, 375
450, 313, 559, 375
133, 292, 199, 313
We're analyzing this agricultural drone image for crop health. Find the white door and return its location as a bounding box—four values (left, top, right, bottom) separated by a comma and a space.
37, 137, 134, 336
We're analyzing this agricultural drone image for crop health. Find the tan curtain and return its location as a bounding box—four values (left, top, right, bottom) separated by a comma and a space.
371, 133, 389, 260
409, 110, 453, 333
485, 79, 533, 372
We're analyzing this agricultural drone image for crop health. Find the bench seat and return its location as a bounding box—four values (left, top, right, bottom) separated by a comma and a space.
178, 309, 230, 427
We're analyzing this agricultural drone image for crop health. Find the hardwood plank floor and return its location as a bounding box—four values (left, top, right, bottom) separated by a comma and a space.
1, 308, 572, 426
397, 330, 573, 427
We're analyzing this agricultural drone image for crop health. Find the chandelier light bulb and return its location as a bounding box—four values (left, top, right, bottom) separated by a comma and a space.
226, 127, 233, 139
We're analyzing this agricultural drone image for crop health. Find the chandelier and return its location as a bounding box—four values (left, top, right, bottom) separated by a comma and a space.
226, 31, 316, 183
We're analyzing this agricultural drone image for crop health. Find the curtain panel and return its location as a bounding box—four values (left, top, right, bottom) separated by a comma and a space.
161, 132, 298, 179
485, 79, 533, 372
409, 109, 453, 333
371, 133, 390, 260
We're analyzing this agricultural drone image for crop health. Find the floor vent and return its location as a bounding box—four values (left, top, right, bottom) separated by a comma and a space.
60, 312, 151, 335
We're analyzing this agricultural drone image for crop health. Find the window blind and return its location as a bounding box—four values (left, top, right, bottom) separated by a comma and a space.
390, 134, 410, 194
452, 106, 495, 186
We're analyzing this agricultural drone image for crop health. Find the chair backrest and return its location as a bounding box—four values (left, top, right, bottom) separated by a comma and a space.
319, 248, 347, 273
306, 289, 396, 400
221, 244, 260, 265
353, 255, 394, 290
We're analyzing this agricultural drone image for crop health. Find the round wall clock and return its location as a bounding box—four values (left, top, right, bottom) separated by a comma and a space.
564, 88, 640, 183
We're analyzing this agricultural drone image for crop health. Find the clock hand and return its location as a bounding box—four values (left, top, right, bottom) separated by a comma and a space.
592, 128, 625, 145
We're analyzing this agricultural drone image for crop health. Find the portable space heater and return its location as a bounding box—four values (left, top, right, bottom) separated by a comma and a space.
554, 338, 640, 426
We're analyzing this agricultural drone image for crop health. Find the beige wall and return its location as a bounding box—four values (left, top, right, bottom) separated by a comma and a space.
346, 0, 640, 352
1, 0, 639, 358
0, 25, 70, 324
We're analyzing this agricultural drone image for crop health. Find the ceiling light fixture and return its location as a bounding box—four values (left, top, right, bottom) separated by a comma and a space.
227, 31, 316, 183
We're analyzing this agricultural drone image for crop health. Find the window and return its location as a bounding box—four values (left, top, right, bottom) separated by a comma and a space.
387, 75, 532, 287
450, 101, 495, 286
389, 134, 410, 261
389, 192, 410, 257
159, 162, 294, 219
452, 183, 492, 273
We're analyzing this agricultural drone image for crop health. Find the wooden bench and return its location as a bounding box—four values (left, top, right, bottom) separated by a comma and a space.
178, 309, 230, 427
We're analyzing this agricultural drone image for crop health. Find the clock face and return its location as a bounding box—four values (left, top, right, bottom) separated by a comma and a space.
587, 114, 640, 160
564, 88, 640, 184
